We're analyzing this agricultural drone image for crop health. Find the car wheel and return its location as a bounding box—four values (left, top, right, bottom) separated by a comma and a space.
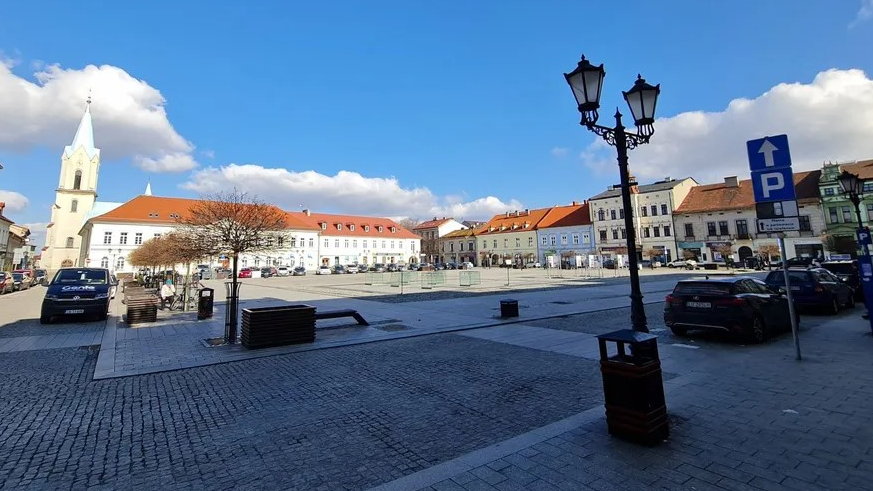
670, 326, 687, 337
749, 316, 767, 343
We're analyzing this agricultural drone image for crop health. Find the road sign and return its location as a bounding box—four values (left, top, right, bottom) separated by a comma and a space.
858, 228, 872, 247
746, 134, 792, 171
748, 134, 799, 232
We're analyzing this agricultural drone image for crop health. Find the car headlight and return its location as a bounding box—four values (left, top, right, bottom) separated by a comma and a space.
44, 294, 59, 300
95, 293, 110, 299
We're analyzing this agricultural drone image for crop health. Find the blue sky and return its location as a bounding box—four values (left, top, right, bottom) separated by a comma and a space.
2, 1, 873, 246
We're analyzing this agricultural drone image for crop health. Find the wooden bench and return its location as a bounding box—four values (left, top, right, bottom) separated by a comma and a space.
126, 294, 160, 324
314, 309, 369, 326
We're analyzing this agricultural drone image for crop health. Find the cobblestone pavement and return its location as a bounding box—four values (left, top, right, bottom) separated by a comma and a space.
0, 332, 603, 489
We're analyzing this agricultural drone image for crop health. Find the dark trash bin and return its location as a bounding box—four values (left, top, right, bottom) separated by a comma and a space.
197, 287, 214, 320
500, 299, 519, 318
596, 329, 668, 445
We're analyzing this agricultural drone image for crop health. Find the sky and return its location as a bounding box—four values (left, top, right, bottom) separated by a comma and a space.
2, 1, 873, 248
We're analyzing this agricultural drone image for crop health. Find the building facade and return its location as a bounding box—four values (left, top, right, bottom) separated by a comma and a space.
819, 160, 873, 256
413, 218, 466, 264
477, 209, 550, 267
588, 177, 696, 262
0, 204, 11, 270
438, 228, 480, 265
42, 100, 101, 272
673, 172, 825, 263
535, 202, 595, 267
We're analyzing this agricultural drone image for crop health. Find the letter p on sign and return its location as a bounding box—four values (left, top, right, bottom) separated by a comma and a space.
761, 172, 784, 199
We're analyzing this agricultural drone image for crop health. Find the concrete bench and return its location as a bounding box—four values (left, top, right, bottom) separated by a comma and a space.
314, 309, 369, 326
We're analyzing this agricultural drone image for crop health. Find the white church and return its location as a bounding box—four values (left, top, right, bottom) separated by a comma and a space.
41, 100, 421, 275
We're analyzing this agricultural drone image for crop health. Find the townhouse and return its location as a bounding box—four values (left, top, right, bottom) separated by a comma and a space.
535, 201, 595, 268
819, 160, 873, 256
413, 217, 467, 264
439, 228, 480, 266
477, 208, 551, 267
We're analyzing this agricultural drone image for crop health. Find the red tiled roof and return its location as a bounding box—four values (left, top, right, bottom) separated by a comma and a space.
837, 159, 873, 180
537, 202, 591, 228
442, 228, 478, 239
413, 218, 453, 230
675, 171, 821, 214
478, 208, 552, 235
290, 212, 419, 239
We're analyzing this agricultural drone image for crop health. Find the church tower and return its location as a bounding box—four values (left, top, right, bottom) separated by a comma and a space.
41, 98, 101, 271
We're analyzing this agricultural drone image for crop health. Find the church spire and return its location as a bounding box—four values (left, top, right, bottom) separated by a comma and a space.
144, 181, 152, 196
64, 96, 99, 159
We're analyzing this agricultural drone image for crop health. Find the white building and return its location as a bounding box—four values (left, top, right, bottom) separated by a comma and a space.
413, 217, 467, 264
42, 99, 101, 272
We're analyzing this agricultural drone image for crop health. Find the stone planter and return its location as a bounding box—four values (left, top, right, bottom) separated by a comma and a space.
241, 304, 316, 349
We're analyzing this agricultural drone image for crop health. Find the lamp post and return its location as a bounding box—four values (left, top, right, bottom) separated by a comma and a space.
565, 55, 660, 333
837, 170, 873, 332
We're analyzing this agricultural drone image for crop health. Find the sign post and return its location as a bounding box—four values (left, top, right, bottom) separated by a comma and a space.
747, 134, 801, 359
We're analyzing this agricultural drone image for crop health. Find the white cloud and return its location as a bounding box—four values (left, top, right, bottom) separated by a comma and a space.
581, 69, 873, 184
0, 61, 197, 173
850, 0, 873, 28
0, 190, 29, 213
21, 222, 47, 249
181, 164, 524, 221
551, 147, 569, 158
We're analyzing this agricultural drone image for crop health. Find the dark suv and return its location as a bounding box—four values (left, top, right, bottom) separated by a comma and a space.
820, 260, 862, 300
764, 268, 854, 314
41, 268, 113, 323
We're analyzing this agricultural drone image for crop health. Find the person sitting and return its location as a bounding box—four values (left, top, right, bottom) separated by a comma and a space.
160, 279, 177, 310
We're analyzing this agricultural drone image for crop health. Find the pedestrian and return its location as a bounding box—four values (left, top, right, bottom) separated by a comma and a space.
160, 279, 177, 310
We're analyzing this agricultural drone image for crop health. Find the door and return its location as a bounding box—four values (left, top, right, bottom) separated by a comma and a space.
738, 246, 753, 263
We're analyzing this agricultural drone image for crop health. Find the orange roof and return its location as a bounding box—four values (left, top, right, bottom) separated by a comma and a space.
478, 207, 552, 235
837, 159, 873, 180
537, 202, 591, 228
91, 195, 317, 230
290, 211, 419, 239
413, 217, 454, 230
675, 171, 821, 214
442, 228, 478, 239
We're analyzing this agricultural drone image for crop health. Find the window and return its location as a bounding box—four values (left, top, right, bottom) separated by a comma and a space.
572, 234, 580, 245
640, 206, 647, 217
71, 200, 78, 212
528, 237, 533, 246
134, 233, 142, 245
600, 230, 607, 241
829, 207, 839, 223
378, 226, 383, 232
799, 215, 811, 231
561, 234, 568, 245
364, 225, 370, 232
868, 204, 873, 221
337, 224, 342, 230
290, 237, 297, 247
824, 188, 835, 196
610, 210, 616, 220
864, 182, 873, 193
643, 228, 650, 238
309, 238, 314, 248
382, 241, 386, 248
324, 239, 329, 248
353, 240, 357, 248
504, 239, 508, 247
350, 224, 355, 231
459, 242, 464, 251
598, 209, 605, 220
541, 236, 547, 246
620, 228, 627, 239
119, 232, 128, 245
390, 241, 395, 249
66, 237, 74, 248
718, 221, 729, 235
707, 222, 717, 236
550, 235, 557, 245
334, 239, 340, 248
484, 241, 489, 249
103, 232, 112, 244
344, 240, 349, 248
100, 257, 109, 268
450, 243, 454, 252
154, 233, 161, 238
493, 240, 497, 248
468, 241, 474, 250
619, 209, 625, 219
842, 206, 852, 222
73, 170, 82, 190
116, 256, 125, 270
612, 229, 619, 239
684, 223, 694, 237
651, 205, 658, 216
653, 227, 661, 238
736, 220, 748, 238
515, 238, 520, 247
661, 204, 668, 215
664, 226, 671, 237
321, 223, 327, 230
391, 227, 396, 233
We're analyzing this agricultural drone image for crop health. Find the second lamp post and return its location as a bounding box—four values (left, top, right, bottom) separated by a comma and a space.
564, 55, 660, 333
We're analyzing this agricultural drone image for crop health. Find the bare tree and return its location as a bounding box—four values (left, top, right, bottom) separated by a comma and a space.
682, 249, 697, 260
396, 218, 420, 232
714, 244, 734, 267
757, 244, 780, 269
176, 191, 289, 343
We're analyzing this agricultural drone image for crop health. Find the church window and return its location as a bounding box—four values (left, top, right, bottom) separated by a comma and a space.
103, 232, 112, 245
71, 200, 78, 212
66, 237, 74, 248
100, 257, 109, 268
73, 170, 82, 190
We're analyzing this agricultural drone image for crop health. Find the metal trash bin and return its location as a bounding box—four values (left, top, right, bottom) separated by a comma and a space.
500, 299, 519, 318
197, 287, 214, 320
595, 329, 668, 445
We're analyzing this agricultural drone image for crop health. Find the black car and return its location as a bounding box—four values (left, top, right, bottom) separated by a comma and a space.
292, 266, 306, 276
820, 260, 862, 300
664, 277, 795, 343
41, 268, 113, 323
332, 265, 346, 274
764, 268, 854, 314
260, 267, 273, 278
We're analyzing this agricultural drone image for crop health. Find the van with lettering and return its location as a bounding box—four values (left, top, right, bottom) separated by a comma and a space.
41, 268, 114, 324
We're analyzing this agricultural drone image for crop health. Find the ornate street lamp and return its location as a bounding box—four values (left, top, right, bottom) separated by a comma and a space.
838, 170, 864, 226
565, 55, 660, 333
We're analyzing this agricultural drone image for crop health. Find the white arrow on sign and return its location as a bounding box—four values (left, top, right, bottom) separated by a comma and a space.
758, 139, 778, 167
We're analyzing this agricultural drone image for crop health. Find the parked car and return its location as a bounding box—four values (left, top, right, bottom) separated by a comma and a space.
41, 267, 112, 323
11, 272, 30, 291
332, 265, 346, 274
238, 268, 253, 278
316, 265, 332, 275
260, 267, 274, 278
664, 277, 795, 343
820, 260, 862, 300
34, 269, 48, 285
420, 263, 435, 271
602, 259, 617, 269
434, 263, 447, 270
345, 265, 359, 274
764, 268, 855, 314
277, 266, 291, 276
0, 272, 14, 294
667, 259, 698, 269
460, 261, 474, 270
525, 262, 542, 268
406, 263, 421, 271
292, 266, 306, 276
386, 263, 400, 272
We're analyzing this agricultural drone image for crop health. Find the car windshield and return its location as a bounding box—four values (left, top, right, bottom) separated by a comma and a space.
52, 269, 108, 285
765, 271, 810, 284
12, 273, 24, 281
673, 282, 732, 296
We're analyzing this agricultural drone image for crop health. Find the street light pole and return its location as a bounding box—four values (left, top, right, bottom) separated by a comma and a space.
838, 170, 873, 334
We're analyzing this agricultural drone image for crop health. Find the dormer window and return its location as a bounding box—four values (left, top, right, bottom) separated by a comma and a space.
390, 226, 396, 233
321, 223, 327, 230
377, 226, 383, 232
337, 223, 343, 231
350, 224, 355, 231
364, 225, 370, 232
148, 212, 159, 218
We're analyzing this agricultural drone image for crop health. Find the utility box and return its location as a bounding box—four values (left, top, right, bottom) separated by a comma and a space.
595, 329, 668, 445
197, 288, 214, 320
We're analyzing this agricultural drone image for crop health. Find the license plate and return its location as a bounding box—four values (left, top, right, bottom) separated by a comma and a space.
686, 301, 711, 308
790, 286, 801, 291
64, 309, 85, 314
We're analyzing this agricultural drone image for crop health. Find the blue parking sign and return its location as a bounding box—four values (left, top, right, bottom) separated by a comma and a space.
751, 167, 796, 202
747, 134, 792, 171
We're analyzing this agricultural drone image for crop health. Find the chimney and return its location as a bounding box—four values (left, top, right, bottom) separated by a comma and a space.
505, 212, 510, 218
571, 201, 579, 206
724, 176, 739, 187
302, 209, 311, 216
0, 202, 5, 214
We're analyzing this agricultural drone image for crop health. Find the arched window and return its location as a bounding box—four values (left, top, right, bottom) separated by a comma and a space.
73, 170, 82, 190
100, 257, 109, 268
116, 256, 125, 270
71, 199, 78, 212
66, 237, 74, 248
